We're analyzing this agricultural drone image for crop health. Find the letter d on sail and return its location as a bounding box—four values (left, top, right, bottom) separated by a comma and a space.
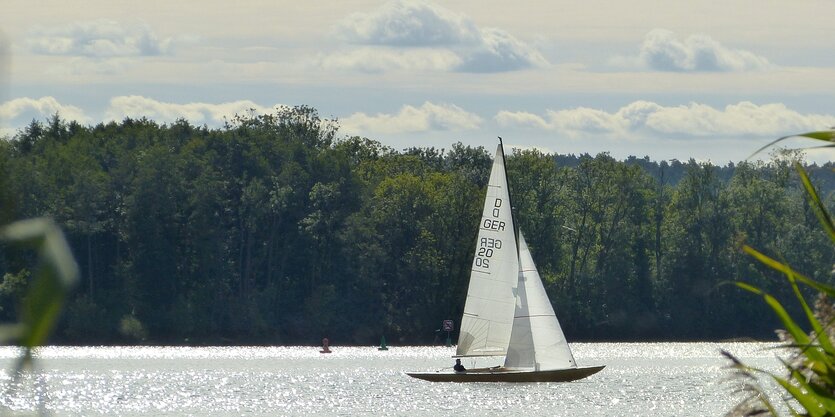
493, 198, 502, 217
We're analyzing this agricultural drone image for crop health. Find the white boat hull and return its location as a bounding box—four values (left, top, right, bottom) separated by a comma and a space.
405, 365, 605, 383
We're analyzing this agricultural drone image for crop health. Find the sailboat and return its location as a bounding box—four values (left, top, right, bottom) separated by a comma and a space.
406, 139, 605, 382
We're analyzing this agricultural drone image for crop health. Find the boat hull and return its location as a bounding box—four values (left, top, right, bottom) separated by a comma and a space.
405, 365, 605, 383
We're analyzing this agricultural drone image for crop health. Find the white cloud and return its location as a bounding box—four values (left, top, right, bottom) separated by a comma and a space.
611, 29, 772, 72
341, 101, 482, 134
317, 47, 462, 73
0, 96, 91, 125
105, 96, 277, 125
494, 111, 551, 131
333, 0, 547, 73
635, 29, 772, 72
25, 19, 172, 57
0, 96, 282, 132
496, 101, 835, 139
338, 0, 479, 46
457, 28, 548, 73
497, 107, 631, 139
642, 102, 833, 136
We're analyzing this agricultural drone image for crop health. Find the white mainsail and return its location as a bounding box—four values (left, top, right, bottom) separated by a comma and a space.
456, 144, 519, 357
504, 232, 577, 371
407, 139, 604, 382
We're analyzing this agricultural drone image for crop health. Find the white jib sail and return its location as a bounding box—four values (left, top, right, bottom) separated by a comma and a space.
456, 144, 520, 357
504, 232, 577, 370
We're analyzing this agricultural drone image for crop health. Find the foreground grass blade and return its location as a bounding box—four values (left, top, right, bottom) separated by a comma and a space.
786, 268, 835, 368
735, 282, 809, 346
730, 130, 835, 416
795, 163, 835, 244
771, 371, 825, 417
742, 245, 835, 298
722, 350, 782, 415
747, 130, 835, 160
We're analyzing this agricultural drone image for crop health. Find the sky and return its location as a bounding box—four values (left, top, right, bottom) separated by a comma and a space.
1, 0, 835, 163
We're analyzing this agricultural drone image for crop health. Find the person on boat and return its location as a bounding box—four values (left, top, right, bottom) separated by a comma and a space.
453, 359, 466, 373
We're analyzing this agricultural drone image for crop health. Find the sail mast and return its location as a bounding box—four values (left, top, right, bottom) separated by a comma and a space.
497, 136, 520, 255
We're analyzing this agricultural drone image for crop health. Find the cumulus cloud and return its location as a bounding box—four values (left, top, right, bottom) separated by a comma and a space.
105, 96, 277, 125
333, 0, 546, 73
0, 96, 91, 125
341, 101, 482, 134
0, 96, 286, 132
338, 0, 479, 46
25, 19, 172, 57
631, 29, 772, 72
317, 47, 462, 73
457, 28, 548, 73
496, 101, 835, 139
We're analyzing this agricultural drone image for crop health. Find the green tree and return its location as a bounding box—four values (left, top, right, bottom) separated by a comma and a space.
662, 160, 733, 338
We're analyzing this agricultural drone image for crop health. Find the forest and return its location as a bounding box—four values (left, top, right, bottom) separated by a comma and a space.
1, 105, 834, 346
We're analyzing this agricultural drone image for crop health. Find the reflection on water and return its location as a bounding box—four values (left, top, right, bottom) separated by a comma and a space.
0, 343, 784, 416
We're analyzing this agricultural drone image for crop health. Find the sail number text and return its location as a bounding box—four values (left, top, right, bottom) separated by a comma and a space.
475, 237, 502, 268
475, 198, 505, 268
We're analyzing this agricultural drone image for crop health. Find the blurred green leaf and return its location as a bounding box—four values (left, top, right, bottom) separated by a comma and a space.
0, 323, 23, 344
1, 218, 79, 289
1, 218, 78, 352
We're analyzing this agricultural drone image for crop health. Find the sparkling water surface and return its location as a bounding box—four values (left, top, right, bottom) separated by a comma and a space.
0, 343, 784, 416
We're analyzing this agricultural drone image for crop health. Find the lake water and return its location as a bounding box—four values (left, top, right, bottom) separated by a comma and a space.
0, 343, 786, 416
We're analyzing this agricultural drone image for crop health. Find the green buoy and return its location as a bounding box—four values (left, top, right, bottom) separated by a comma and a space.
378, 335, 389, 351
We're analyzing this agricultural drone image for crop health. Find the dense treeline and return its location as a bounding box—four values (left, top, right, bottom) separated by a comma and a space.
0, 106, 833, 345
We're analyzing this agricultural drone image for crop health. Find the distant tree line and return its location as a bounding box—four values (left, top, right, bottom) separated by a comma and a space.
0, 106, 833, 345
